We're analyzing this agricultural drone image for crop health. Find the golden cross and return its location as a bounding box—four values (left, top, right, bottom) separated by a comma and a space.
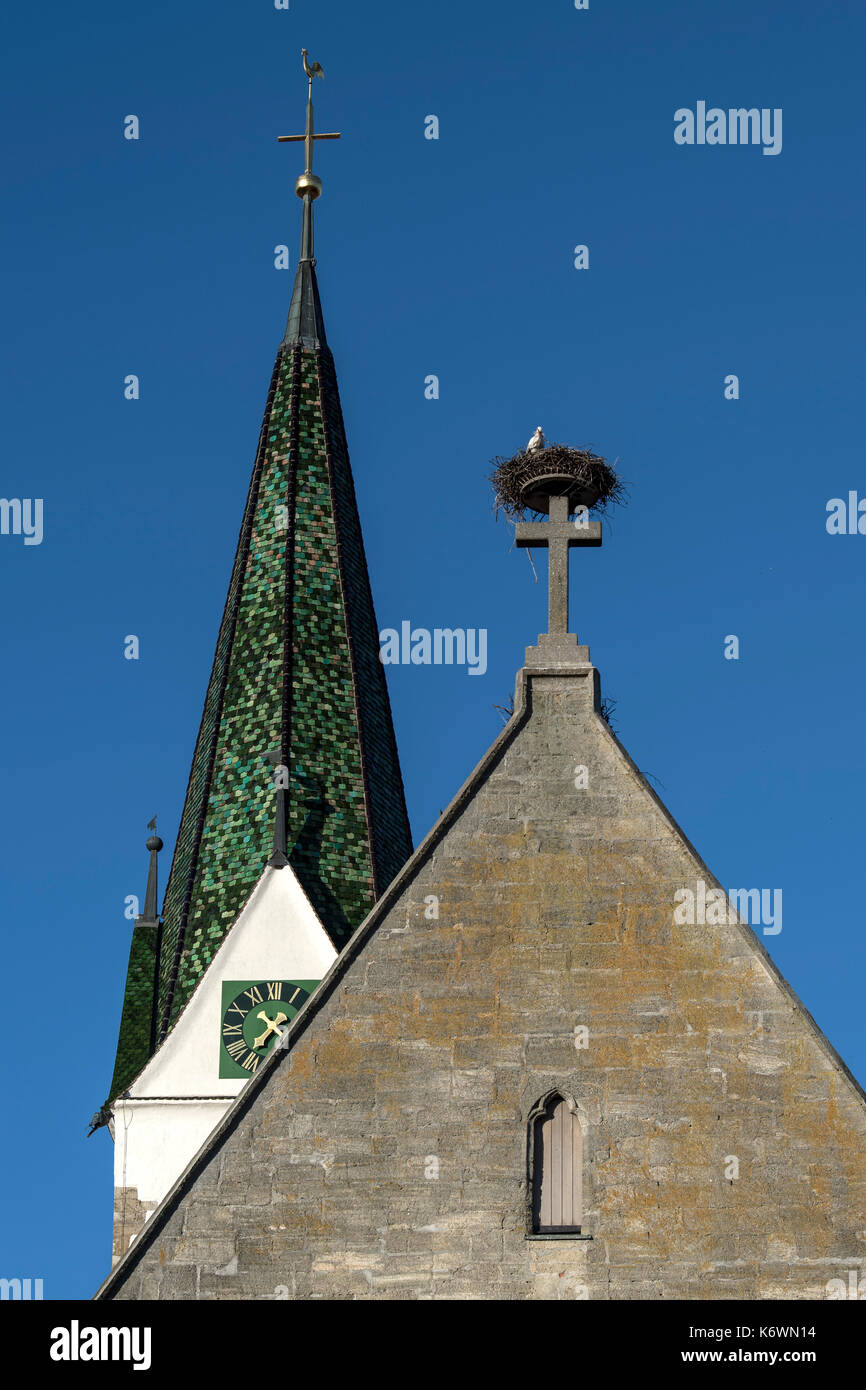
277, 49, 340, 193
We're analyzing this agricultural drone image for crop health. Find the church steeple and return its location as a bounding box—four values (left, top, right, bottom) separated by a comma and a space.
108, 55, 413, 1099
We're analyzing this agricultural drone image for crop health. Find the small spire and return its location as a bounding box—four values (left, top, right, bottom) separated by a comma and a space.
139, 818, 163, 923
277, 48, 341, 348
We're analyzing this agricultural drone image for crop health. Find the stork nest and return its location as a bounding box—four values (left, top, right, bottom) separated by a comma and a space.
489, 443, 626, 519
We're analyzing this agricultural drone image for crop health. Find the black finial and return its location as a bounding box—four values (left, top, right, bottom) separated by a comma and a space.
264, 749, 289, 868
139, 818, 163, 922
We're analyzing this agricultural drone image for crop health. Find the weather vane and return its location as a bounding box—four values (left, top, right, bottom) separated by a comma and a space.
277, 49, 341, 203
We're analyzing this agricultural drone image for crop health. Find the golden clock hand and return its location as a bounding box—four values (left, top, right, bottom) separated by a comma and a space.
253, 1010, 288, 1050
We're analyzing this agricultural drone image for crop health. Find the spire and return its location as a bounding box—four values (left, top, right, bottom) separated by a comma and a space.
283, 220, 326, 349
278, 49, 341, 349
107, 51, 413, 1098
139, 819, 163, 922
106, 822, 163, 1103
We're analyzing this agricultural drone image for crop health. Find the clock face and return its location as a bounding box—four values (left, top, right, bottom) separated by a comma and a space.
219, 979, 317, 1078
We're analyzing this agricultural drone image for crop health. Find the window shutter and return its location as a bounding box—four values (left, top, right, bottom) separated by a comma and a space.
533, 1096, 582, 1232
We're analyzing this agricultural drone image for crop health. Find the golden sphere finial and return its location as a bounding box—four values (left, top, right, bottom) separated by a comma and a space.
295, 172, 322, 200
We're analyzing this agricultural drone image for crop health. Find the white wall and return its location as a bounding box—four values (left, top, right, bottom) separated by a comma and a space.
112, 863, 337, 1216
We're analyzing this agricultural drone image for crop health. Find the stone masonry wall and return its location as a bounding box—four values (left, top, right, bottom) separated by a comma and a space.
105, 667, 866, 1300
112, 1187, 158, 1268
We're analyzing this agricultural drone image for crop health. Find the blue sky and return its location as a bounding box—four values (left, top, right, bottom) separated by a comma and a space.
1, 0, 864, 1297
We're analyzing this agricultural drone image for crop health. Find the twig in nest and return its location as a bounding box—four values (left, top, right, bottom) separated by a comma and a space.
493, 696, 515, 726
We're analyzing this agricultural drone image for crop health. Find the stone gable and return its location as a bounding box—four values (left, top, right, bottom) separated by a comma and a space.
100, 665, 866, 1300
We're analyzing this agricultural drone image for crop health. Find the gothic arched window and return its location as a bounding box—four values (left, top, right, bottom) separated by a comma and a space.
530, 1093, 583, 1234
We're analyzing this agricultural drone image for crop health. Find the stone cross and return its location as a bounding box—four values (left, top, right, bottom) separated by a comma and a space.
515, 495, 601, 636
